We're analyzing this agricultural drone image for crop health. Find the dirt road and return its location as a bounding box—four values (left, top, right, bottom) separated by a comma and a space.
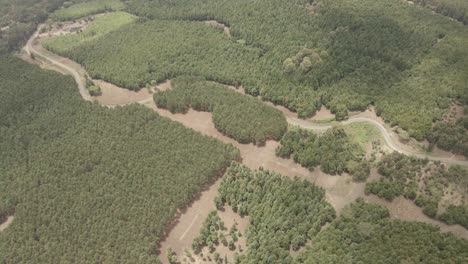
21, 28, 468, 262
24, 26, 468, 166
24, 26, 93, 102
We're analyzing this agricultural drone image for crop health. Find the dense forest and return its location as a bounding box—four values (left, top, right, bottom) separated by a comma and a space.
43, 0, 468, 141
276, 127, 368, 176
43, 15, 261, 90
365, 152, 468, 229
215, 163, 335, 264
429, 115, 468, 156
194, 164, 468, 263
297, 199, 468, 263
43, 11, 136, 53
50, 0, 124, 21
154, 77, 287, 144
412, 0, 468, 25
0, 56, 239, 263
0, 0, 67, 52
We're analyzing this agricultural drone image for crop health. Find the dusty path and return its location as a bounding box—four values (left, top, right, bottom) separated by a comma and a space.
24, 26, 92, 102
22, 27, 468, 262
0, 216, 14, 232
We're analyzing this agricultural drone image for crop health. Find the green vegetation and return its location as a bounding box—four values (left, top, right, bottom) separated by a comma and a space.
0, 0, 66, 53
44, 18, 260, 90
43, 0, 468, 142
413, 0, 468, 25
298, 199, 468, 264
192, 211, 225, 253
0, 56, 239, 263
216, 163, 335, 263
123, 0, 468, 139
87, 85, 101, 96
343, 122, 381, 145
366, 152, 427, 201
429, 115, 468, 156
366, 152, 468, 228
197, 164, 468, 263
43, 11, 136, 53
276, 127, 366, 175
50, 0, 125, 21
154, 77, 287, 144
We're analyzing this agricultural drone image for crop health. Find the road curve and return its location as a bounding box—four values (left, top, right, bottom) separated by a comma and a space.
24, 27, 93, 102
23, 28, 468, 167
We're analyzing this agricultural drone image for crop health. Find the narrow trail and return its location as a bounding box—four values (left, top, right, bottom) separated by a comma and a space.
24, 26, 92, 102
0, 216, 14, 232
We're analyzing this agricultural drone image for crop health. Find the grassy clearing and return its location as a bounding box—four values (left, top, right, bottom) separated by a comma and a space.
343, 122, 381, 145
50, 0, 125, 21
44, 11, 136, 53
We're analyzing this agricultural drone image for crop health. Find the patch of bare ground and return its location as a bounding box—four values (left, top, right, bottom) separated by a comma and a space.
17, 52, 70, 75
154, 80, 172, 92
26, 35, 91, 90
23, 33, 468, 261
38, 19, 88, 38
364, 195, 468, 240
179, 207, 249, 264
158, 178, 222, 264
142, 102, 368, 261
0, 216, 14, 232
94, 80, 152, 106
431, 145, 467, 161
311, 106, 335, 121
442, 102, 465, 123
145, 102, 357, 207
205, 20, 231, 37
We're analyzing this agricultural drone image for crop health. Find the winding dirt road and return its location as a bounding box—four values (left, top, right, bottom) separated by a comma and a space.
21, 27, 468, 262
25, 26, 92, 102
23, 26, 468, 167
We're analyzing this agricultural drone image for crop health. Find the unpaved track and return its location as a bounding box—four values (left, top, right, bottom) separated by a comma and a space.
24, 26, 468, 166
25, 26, 92, 102
22, 28, 468, 261
0, 216, 14, 232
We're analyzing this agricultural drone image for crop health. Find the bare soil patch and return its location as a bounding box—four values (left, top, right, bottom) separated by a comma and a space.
0, 216, 14, 232
39, 20, 89, 38
364, 195, 468, 239
442, 102, 465, 123
22, 35, 468, 261
205, 20, 231, 37
158, 178, 222, 263
154, 80, 172, 92
94, 80, 152, 106
311, 106, 335, 120
179, 207, 249, 264
144, 102, 366, 212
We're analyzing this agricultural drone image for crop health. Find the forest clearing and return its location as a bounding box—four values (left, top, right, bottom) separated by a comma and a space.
15, 19, 467, 263
2, 0, 468, 262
